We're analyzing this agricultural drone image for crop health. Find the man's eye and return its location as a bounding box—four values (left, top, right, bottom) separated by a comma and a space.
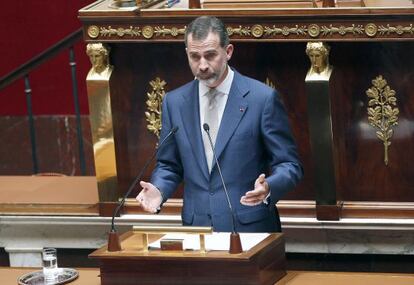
205, 53, 217, 60
190, 54, 200, 61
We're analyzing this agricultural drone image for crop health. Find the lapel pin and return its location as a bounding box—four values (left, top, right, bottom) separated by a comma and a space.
239, 107, 245, 113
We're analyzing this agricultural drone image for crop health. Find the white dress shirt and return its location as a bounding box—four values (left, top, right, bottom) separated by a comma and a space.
199, 67, 234, 137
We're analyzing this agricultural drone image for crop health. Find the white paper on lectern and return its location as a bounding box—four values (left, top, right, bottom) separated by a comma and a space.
149, 232, 269, 251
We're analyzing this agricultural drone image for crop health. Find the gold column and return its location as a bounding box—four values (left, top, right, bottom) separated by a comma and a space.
86, 43, 118, 202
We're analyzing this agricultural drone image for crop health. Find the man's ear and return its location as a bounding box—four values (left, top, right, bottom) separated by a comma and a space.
226, 44, 234, 61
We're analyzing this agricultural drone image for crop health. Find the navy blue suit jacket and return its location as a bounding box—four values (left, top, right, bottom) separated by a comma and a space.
151, 70, 303, 232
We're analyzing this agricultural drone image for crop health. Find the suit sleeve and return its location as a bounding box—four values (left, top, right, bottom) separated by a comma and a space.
150, 93, 183, 201
261, 91, 303, 203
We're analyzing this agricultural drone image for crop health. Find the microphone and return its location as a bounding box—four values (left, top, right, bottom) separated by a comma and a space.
203, 123, 242, 254
107, 126, 179, 251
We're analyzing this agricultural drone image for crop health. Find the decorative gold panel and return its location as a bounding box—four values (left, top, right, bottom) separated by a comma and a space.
145, 77, 167, 138
265, 78, 276, 89
366, 75, 399, 166
88, 23, 414, 40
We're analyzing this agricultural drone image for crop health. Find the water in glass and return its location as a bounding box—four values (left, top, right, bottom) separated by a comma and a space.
42, 248, 58, 284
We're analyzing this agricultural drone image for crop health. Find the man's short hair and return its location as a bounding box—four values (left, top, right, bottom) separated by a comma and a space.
185, 16, 229, 48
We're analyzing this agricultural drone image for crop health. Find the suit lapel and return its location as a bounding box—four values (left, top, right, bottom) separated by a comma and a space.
213, 71, 249, 169
179, 81, 210, 180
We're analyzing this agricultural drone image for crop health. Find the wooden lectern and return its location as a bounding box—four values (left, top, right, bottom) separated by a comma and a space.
89, 230, 286, 285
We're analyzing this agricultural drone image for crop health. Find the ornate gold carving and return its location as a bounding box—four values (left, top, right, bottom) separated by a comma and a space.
308, 24, 321, 38
142, 25, 154, 39
320, 24, 364, 36
265, 78, 276, 89
251, 25, 264, 38
366, 75, 399, 166
92, 23, 413, 40
365, 23, 378, 37
227, 26, 251, 36
145, 77, 167, 138
378, 24, 414, 35
100, 26, 141, 37
154, 26, 186, 37
87, 25, 100, 39
264, 25, 307, 36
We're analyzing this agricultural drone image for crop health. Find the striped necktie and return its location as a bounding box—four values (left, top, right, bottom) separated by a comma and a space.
203, 88, 219, 172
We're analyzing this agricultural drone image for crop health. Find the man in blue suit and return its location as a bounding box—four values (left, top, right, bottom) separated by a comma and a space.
136, 16, 303, 232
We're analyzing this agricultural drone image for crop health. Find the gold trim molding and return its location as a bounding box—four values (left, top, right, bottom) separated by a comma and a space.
88, 23, 414, 40
265, 78, 276, 89
100, 26, 142, 37
366, 75, 399, 166
145, 77, 167, 138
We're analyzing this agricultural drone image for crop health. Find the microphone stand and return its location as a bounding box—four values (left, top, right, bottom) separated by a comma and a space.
203, 124, 242, 254
107, 127, 178, 252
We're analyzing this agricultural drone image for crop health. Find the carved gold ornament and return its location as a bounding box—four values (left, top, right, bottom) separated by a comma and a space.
365, 23, 378, 37
100, 26, 141, 37
145, 77, 167, 138
264, 25, 307, 36
142, 25, 154, 39
378, 24, 414, 35
87, 25, 100, 39
320, 24, 364, 36
265, 78, 276, 89
227, 26, 251, 37
308, 24, 321, 38
251, 25, 264, 38
91, 23, 413, 40
154, 26, 186, 37
366, 75, 399, 166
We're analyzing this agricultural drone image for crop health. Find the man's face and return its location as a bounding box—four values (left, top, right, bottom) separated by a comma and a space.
186, 32, 233, 88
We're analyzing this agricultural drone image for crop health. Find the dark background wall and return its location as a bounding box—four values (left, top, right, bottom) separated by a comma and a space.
0, 1, 94, 116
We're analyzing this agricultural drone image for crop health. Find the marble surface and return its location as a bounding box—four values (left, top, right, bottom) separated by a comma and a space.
1, 215, 414, 267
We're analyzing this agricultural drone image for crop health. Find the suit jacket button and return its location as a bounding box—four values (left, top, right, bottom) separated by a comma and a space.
209, 192, 214, 196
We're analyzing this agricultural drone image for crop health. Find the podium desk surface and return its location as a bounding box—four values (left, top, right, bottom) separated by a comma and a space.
2, 267, 414, 285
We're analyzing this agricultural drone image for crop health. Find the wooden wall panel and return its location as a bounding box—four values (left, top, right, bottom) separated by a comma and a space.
330, 42, 414, 202
108, 41, 414, 203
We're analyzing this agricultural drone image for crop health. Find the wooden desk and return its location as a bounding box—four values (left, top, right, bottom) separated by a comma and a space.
2, 267, 414, 284
0, 176, 99, 215
280, 271, 414, 285
90, 232, 287, 285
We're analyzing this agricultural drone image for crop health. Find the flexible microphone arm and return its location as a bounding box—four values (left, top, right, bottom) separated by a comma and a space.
203, 123, 237, 234
110, 126, 179, 232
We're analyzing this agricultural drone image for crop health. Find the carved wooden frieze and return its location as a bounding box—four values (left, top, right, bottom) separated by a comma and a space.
86, 22, 414, 41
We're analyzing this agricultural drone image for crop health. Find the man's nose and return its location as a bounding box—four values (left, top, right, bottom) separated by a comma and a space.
199, 58, 209, 71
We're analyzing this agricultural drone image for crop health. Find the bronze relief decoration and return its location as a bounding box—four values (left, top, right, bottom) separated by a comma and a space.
366, 75, 399, 166
145, 77, 167, 138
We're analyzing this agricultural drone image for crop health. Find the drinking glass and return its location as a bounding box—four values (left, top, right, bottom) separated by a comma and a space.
42, 247, 58, 284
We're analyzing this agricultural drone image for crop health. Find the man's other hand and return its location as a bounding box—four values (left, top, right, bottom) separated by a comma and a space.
240, 174, 269, 206
136, 181, 163, 213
